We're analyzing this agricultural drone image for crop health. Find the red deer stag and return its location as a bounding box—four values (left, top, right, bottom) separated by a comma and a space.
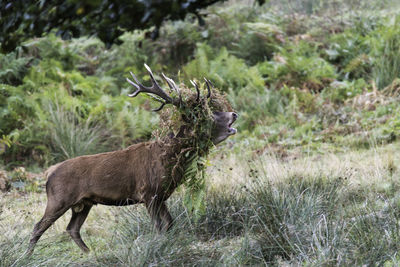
27, 64, 237, 254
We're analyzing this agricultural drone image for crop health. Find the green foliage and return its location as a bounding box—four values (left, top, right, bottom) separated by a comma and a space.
324, 30, 371, 80
370, 16, 400, 89
232, 21, 283, 65
3, 4, 400, 266
0, 84, 35, 136
0, 135, 12, 155
184, 43, 265, 93
157, 86, 232, 218
205, 5, 261, 51
157, 19, 204, 68
0, 34, 157, 166
259, 41, 337, 90
322, 79, 367, 103
96, 31, 159, 89
203, 3, 283, 66
231, 87, 286, 130
46, 104, 108, 161
1, 0, 253, 53
270, 0, 325, 14
3, 0, 400, 165
268, 0, 398, 15
182, 154, 207, 219
0, 51, 32, 85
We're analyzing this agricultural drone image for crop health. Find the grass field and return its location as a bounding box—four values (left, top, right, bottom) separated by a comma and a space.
1, 141, 399, 266
2, 0, 400, 266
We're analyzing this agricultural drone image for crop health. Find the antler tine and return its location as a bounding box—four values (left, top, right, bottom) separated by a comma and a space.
126, 72, 142, 97
152, 102, 166, 112
127, 64, 184, 111
161, 73, 177, 92
204, 78, 212, 99
127, 69, 171, 103
190, 80, 201, 102
143, 64, 174, 103
161, 72, 182, 104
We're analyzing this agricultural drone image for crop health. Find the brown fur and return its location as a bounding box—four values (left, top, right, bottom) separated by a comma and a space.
27, 75, 237, 254
27, 137, 187, 253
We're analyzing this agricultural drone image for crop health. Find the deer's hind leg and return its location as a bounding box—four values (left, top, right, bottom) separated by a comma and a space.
66, 203, 92, 252
27, 201, 70, 255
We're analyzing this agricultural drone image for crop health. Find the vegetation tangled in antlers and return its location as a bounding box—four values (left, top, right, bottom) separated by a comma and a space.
127, 65, 232, 215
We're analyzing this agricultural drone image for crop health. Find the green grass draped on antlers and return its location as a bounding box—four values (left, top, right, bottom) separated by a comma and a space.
156, 83, 232, 216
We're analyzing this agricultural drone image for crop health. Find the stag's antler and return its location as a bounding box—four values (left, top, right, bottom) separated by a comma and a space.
190, 78, 213, 102
127, 64, 214, 110
127, 64, 181, 111
190, 80, 201, 102
204, 78, 212, 99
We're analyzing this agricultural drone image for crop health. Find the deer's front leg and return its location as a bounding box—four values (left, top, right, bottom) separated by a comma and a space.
146, 199, 173, 232
159, 201, 173, 231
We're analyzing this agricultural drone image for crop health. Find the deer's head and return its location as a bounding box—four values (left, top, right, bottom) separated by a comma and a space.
127, 64, 237, 145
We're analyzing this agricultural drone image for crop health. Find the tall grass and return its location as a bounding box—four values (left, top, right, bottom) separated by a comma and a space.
93, 203, 218, 266
248, 174, 344, 263
1, 147, 400, 266
371, 21, 400, 89
47, 103, 108, 161
3, 3, 400, 264
96, 151, 400, 266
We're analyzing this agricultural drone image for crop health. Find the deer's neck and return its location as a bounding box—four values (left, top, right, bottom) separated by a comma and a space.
160, 128, 212, 195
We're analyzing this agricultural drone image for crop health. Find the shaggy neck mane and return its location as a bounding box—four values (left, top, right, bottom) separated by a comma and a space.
158, 117, 213, 193
150, 88, 232, 196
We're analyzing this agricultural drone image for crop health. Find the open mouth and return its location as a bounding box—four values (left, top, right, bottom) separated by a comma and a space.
228, 116, 237, 135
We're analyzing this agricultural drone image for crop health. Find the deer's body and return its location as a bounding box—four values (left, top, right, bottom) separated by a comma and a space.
28, 65, 237, 254
47, 141, 175, 208
30, 139, 183, 253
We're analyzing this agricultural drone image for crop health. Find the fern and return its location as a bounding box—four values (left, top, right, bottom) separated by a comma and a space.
0, 52, 32, 85
182, 153, 207, 220
160, 85, 231, 218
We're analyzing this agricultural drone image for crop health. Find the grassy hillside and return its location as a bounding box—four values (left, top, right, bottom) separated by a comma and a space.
1, 0, 400, 265
2, 144, 400, 265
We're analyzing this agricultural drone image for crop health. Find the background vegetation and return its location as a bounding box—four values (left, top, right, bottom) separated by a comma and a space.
1, 0, 400, 266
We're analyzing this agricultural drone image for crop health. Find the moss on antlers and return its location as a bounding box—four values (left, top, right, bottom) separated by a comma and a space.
156, 82, 232, 213
157, 82, 232, 140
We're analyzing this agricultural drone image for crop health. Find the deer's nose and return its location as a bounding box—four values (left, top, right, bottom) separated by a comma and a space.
232, 112, 238, 120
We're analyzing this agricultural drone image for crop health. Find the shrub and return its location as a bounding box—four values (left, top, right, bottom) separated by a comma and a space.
369, 17, 400, 89
0, 35, 159, 166
324, 30, 371, 80
0, 84, 35, 136
184, 43, 265, 93
96, 31, 158, 89
46, 103, 109, 161
258, 41, 337, 90
322, 79, 367, 104
0, 51, 32, 85
232, 22, 283, 66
